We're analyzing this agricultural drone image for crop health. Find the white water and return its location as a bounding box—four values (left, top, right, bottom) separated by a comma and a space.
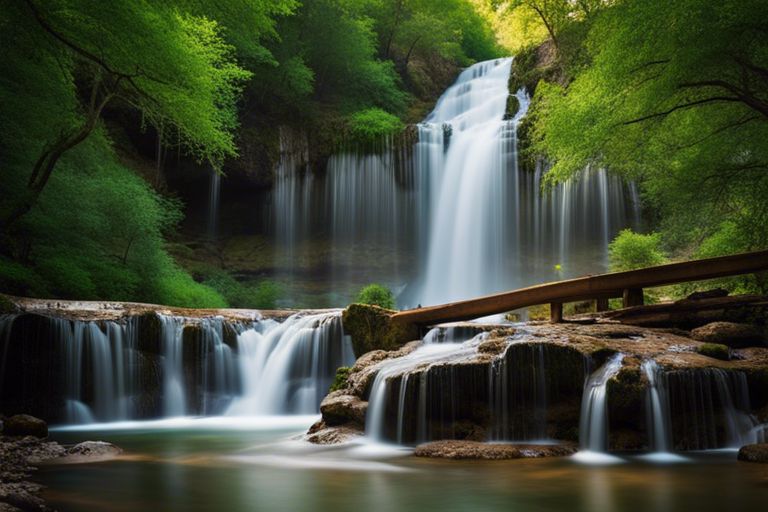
365, 336, 483, 442
578, 354, 624, 456
159, 315, 187, 417
269, 58, 640, 307
227, 312, 355, 416
640, 360, 688, 463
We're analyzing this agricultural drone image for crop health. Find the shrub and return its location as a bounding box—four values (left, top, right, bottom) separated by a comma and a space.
200, 267, 281, 309
355, 284, 395, 309
346, 108, 404, 148
329, 366, 351, 393
609, 229, 667, 272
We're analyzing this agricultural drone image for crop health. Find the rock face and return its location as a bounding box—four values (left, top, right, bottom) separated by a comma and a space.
691, 322, 766, 348
341, 304, 419, 356
414, 440, 577, 460
310, 303, 768, 453
2, 415, 47, 439
737, 443, 768, 463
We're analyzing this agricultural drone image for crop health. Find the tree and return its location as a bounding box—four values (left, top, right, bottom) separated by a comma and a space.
0, 1, 253, 230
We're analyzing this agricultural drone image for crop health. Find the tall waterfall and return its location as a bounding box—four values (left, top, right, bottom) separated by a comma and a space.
270, 58, 640, 307
0, 311, 352, 424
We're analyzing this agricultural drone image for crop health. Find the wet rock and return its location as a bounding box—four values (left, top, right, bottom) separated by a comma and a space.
414, 440, 577, 460
478, 337, 508, 355
341, 304, 419, 356
696, 343, 731, 361
305, 421, 362, 445
2, 416, 47, 439
320, 391, 367, 426
737, 443, 768, 463
57, 441, 122, 463
691, 322, 766, 348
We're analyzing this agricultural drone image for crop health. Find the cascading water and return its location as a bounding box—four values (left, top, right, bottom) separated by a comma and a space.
576, 354, 624, 460
642, 360, 673, 453
227, 312, 355, 415
269, 58, 640, 307
0, 311, 352, 424
666, 368, 759, 450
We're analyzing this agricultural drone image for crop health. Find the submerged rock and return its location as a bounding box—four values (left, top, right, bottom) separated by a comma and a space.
414, 440, 577, 460
2, 416, 47, 439
56, 441, 123, 463
737, 443, 768, 463
691, 322, 766, 348
305, 421, 362, 445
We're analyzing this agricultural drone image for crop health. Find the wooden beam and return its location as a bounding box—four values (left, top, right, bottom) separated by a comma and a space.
392, 250, 768, 326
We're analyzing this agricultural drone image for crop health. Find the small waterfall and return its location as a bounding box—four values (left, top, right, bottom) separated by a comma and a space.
579, 354, 624, 453
488, 342, 548, 441
667, 368, 759, 450
642, 360, 673, 453
365, 337, 481, 443
227, 312, 355, 415
159, 315, 186, 417
207, 168, 221, 239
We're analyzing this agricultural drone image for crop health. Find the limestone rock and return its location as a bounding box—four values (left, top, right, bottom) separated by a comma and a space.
414, 440, 577, 460
737, 443, 768, 463
2, 416, 47, 439
319, 391, 367, 426
691, 322, 766, 348
305, 421, 362, 445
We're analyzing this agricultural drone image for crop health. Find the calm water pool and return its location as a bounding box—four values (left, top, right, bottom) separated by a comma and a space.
37, 417, 768, 512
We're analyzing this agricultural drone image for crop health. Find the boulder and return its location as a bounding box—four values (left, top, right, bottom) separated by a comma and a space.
737, 443, 768, 463
414, 440, 577, 460
691, 322, 766, 348
57, 441, 122, 463
319, 391, 367, 426
341, 304, 418, 356
305, 421, 362, 445
2, 416, 47, 439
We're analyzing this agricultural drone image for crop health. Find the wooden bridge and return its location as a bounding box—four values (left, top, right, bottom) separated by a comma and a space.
391, 250, 768, 326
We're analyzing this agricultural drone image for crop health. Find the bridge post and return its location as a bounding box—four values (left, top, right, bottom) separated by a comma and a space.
550, 302, 563, 323
595, 298, 610, 312
622, 288, 644, 308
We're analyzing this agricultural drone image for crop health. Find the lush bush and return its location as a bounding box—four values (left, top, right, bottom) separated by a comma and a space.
608, 230, 666, 272
355, 283, 395, 309
346, 108, 404, 146
329, 366, 351, 392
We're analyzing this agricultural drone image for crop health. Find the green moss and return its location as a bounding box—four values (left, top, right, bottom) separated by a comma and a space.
329, 366, 351, 393
504, 94, 520, 120
697, 343, 731, 361
0, 294, 19, 314
341, 304, 419, 356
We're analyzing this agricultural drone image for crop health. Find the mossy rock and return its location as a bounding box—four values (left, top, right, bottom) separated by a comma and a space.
329, 366, 351, 393
504, 94, 520, 120
696, 343, 731, 361
0, 294, 19, 314
341, 304, 419, 357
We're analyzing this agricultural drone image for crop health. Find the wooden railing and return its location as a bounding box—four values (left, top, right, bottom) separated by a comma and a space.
391, 250, 768, 326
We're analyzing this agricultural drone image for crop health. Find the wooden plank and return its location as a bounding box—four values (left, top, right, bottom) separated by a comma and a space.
391, 250, 768, 326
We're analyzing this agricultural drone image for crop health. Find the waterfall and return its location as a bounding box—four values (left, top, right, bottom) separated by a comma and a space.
159, 315, 186, 417
207, 168, 221, 239
268, 58, 640, 307
0, 310, 352, 424
227, 312, 355, 416
667, 368, 759, 450
365, 336, 481, 443
578, 354, 624, 455
642, 360, 673, 452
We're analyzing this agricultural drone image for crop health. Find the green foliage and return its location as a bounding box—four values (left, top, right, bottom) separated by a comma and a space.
355, 284, 396, 309
200, 268, 282, 309
697, 343, 731, 361
329, 366, 351, 392
608, 230, 666, 272
346, 108, 404, 146
530, 0, 768, 274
